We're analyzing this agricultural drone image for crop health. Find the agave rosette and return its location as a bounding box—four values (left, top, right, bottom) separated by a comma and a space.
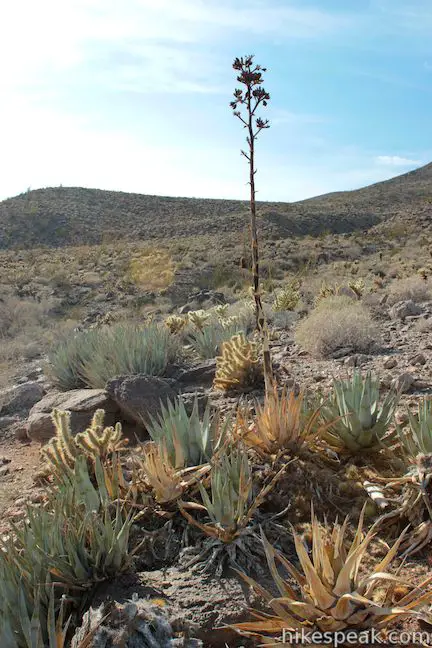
233, 506, 432, 641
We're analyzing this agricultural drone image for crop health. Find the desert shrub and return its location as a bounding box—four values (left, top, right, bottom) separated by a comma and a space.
387, 276, 432, 305
295, 296, 378, 358
49, 323, 180, 390
128, 247, 175, 291
0, 296, 55, 338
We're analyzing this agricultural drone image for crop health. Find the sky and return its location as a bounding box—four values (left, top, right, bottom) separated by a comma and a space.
0, 0, 431, 202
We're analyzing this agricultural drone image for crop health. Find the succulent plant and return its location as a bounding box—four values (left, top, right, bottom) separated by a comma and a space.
165, 314, 188, 334
398, 397, 432, 457
272, 279, 301, 312
187, 319, 242, 360
147, 396, 227, 469
39, 409, 127, 481
188, 309, 210, 331
320, 372, 399, 453
213, 333, 261, 392
139, 441, 210, 505
232, 506, 432, 641
239, 386, 321, 457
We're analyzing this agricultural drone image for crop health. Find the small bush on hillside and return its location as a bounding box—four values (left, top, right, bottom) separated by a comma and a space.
295, 296, 378, 358
387, 276, 432, 305
0, 296, 55, 338
49, 323, 180, 390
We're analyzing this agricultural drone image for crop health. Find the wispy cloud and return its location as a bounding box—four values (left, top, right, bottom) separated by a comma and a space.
375, 155, 422, 167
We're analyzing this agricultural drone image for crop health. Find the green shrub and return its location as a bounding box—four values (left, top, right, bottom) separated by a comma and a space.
48, 323, 180, 390
295, 296, 378, 358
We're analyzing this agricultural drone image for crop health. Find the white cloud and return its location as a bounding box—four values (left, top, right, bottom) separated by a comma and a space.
375, 155, 422, 166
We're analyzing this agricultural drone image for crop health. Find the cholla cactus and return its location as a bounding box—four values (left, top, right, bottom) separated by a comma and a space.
314, 281, 340, 305
348, 278, 365, 299
213, 304, 229, 320
165, 314, 187, 334
39, 409, 126, 479
213, 333, 262, 392
272, 279, 301, 312
188, 309, 210, 331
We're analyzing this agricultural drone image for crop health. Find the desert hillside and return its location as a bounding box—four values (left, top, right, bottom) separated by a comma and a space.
1, 162, 431, 249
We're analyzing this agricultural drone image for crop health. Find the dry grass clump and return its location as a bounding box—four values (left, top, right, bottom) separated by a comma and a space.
387, 276, 432, 305
295, 296, 378, 358
128, 247, 175, 291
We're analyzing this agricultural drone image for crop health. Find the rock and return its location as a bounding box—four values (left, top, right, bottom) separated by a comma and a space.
0, 465, 10, 477
178, 390, 209, 417
331, 347, 354, 359
383, 357, 398, 370
0, 381, 45, 416
0, 416, 19, 430
344, 354, 369, 367
392, 373, 415, 393
105, 376, 177, 427
27, 389, 119, 443
389, 300, 424, 320
178, 304, 193, 315
410, 353, 427, 366
177, 360, 216, 386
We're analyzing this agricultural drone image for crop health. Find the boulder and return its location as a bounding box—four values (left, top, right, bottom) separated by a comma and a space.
27, 389, 119, 443
177, 359, 216, 386
0, 381, 45, 416
105, 375, 177, 427
389, 300, 424, 320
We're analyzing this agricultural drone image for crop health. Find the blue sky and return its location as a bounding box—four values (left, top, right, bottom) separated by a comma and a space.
0, 0, 431, 202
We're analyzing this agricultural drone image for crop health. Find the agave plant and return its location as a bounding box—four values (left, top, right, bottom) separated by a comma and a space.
320, 372, 399, 453
398, 397, 432, 457
138, 441, 210, 505
232, 506, 432, 642
147, 396, 228, 469
239, 386, 321, 457
179, 445, 286, 575
364, 452, 432, 556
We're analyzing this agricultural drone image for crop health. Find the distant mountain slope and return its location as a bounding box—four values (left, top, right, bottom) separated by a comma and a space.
0, 162, 431, 249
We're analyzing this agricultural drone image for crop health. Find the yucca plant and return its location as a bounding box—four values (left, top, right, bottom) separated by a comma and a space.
232, 506, 432, 642
398, 398, 432, 457
147, 396, 228, 469
179, 445, 285, 575
239, 386, 322, 458
320, 372, 399, 453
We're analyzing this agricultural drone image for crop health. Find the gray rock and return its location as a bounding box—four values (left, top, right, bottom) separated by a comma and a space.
344, 354, 369, 367
392, 372, 415, 393
0, 381, 45, 416
410, 353, 427, 366
177, 360, 216, 386
27, 389, 119, 443
390, 300, 424, 320
106, 375, 177, 427
331, 347, 354, 359
383, 356, 398, 370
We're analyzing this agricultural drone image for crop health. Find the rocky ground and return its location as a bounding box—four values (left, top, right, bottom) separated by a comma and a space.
0, 290, 432, 645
